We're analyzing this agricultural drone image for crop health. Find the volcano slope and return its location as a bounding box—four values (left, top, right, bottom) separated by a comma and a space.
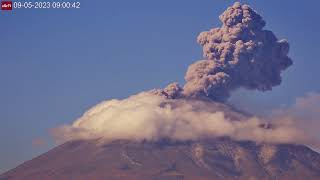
1, 99, 320, 180
1, 138, 320, 180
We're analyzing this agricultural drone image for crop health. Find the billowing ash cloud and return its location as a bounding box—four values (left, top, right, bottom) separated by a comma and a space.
183, 2, 292, 101
52, 3, 318, 148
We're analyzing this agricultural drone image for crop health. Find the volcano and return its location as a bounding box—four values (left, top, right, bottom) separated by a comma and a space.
2, 2, 320, 180
1, 139, 320, 180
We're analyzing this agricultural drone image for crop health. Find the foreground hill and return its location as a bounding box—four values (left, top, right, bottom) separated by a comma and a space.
1, 138, 320, 180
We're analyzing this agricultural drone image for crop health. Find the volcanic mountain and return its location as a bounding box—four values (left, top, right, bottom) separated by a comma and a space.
2, 99, 320, 180
2, 2, 320, 180
1, 97, 320, 180
1, 138, 320, 180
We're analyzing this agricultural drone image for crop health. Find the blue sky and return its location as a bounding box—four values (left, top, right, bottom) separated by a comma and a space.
1, 0, 319, 172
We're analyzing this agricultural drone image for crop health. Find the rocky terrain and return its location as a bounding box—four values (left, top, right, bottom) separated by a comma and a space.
1, 138, 320, 180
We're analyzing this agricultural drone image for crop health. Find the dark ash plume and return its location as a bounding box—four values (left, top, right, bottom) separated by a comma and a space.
182, 2, 292, 101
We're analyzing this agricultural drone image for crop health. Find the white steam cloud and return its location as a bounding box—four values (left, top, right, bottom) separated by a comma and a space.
270, 92, 320, 149
53, 91, 317, 147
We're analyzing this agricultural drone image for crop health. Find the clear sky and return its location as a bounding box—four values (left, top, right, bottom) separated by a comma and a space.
1, 0, 319, 173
